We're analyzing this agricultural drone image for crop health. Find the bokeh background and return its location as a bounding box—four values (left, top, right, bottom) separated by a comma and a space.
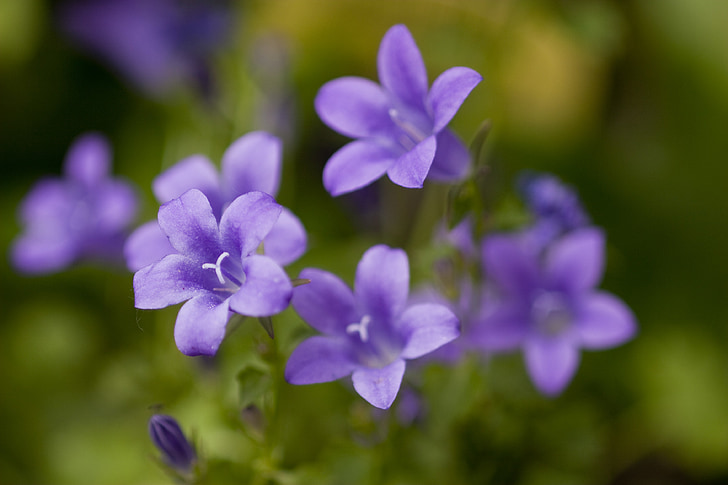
1, 0, 728, 483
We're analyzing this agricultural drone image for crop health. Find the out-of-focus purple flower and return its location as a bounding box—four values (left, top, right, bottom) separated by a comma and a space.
59, 0, 231, 97
517, 172, 590, 250
148, 414, 196, 472
285, 245, 460, 409
471, 228, 636, 396
11, 133, 137, 274
133, 189, 293, 356
124, 131, 306, 271
315, 24, 482, 196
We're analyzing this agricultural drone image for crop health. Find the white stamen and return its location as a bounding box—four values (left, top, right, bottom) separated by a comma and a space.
202, 251, 230, 285
346, 315, 371, 342
388, 108, 427, 143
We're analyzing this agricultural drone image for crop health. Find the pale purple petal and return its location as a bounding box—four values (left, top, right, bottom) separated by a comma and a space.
352, 358, 406, 409
157, 189, 222, 262
576, 292, 636, 349
11, 233, 77, 274
482, 234, 539, 296
124, 220, 174, 271
323, 140, 397, 196
285, 336, 357, 384
174, 294, 231, 356
228, 255, 292, 317
377, 25, 428, 110
469, 303, 530, 351
95, 180, 138, 231
153, 155, 222, 210
428, 129, 471, 182
221, 131, 281, 199
219, 191, 281, 258
386, 135, 436, 188
63, 133, 111, 186
524, 337, 580, 396
429, 67, 482, 132
398, 303, 460, 359
133, 254, 212, 309
315, 77, 395, 138
262, 208, 307, 266
545, 228, 605, 293
292, 268, 358, 335
355, 245, 409, 322
17, 180, 73, 226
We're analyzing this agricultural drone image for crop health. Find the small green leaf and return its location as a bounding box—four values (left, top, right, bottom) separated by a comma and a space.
236, 364, 272, 409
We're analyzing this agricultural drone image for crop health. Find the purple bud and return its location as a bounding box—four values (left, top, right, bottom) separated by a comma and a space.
148, 414, 196, 472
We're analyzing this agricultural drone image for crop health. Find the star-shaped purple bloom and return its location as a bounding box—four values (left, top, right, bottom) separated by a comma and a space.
11, 133, 137, 274
315, 24, 482, 196
285, 245, 460, 409
471, 228, 637, 396
133, 189, 293, 356
124, 131, 306, 271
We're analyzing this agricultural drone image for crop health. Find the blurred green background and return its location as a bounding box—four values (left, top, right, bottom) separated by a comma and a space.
1, 0, 728, 483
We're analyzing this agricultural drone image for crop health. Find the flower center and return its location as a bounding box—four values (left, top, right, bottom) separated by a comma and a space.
346, 314, 371, 342
531, 291, 572, 337
388, 108, 427, 150
201, 251, 244, 289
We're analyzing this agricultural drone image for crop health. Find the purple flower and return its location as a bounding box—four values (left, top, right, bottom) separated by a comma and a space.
315, 24, 482, 196
471, 228, 636, 396
517, 172, 590, 250
10, 133, 137, 274
148, 414, 196, 472
124, 131, 306, 271
60, 0, 230, 97
133, 189, 293, 356
285, 245, 460, 409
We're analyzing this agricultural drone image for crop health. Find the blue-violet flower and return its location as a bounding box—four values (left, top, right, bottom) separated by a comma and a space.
133, 189, 293, 356
285, 244, 460, 409
148, 414, 196, 473
315, 24, 482, 195
124, 131, 306, 271
471, 228, 636, 395
11, 132, 137, 274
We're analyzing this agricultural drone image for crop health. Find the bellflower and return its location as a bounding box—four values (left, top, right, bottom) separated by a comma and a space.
148, 414, 196, 473
124, 131, 306, 271
471, 228, 636, 396
11, 133, 137, 274
60, 0, 230, 97
315, 24, 482, 196
133, 189, 293, 356
285, 245, 460, 409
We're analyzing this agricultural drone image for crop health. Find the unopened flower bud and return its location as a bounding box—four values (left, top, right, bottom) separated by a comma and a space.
148, 414, 196, 472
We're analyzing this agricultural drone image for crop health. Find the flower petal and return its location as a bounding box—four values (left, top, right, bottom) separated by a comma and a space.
285, 336, 357, 384
482, 234, 539, 296
524, 337, 580, 396
429, 67, 482, 132
355, 245, 409, 323
174, 294, 231, 356
95, 180, 138, 231
470, 302, 530, 351
11, 233, 77, 274
292, 268, 358, 335
386, 135, 436, 188
428, 129, 471, 182
64, 132, 111, 186
315, 77, 395, 139
377, 25, 428, 110
124, 220, 174, 271
157, 189, 222, 263
153, 155, 222, 211
397, 303, 460, 359
262, 207, 307, 266
352, 358, 406, 409
323, 140, 397, 196
228, 255, 292, 317
221, 131, 282, 199
545, 228, 605, 293
133, 254, 212, 309
576, 291, 636, 349
219, 191, 282, 258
